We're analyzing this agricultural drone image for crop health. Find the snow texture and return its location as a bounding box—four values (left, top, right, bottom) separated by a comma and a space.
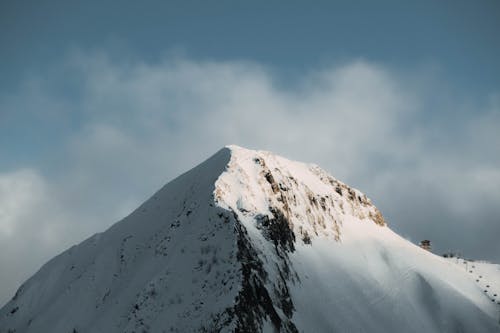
1, 145, 499, 332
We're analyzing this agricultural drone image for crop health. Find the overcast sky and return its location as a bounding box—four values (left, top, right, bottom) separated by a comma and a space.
1, 0, 499, 306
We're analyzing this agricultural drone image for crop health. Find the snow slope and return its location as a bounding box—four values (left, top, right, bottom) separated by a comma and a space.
446, 257, 500, 306
1, 145, 499, 332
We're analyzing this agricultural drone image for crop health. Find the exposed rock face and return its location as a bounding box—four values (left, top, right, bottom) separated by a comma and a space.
215, 146, 386, 247
1, 146, 499, 333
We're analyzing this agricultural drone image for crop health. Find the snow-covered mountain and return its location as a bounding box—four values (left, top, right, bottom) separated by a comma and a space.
1, 145, 499, 332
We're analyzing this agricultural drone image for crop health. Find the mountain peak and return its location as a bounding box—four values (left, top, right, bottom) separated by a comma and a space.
1, 146, 499, 333
216, 145, 385, 245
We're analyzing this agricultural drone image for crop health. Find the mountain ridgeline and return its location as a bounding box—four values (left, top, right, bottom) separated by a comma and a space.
1, 146, 499, 332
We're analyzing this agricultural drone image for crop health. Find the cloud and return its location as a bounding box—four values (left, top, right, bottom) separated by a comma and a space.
0, 51, 499, 306
0, 169, 71, 304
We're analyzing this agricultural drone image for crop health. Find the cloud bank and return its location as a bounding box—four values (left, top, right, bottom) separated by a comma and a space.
0, 51, 499, 305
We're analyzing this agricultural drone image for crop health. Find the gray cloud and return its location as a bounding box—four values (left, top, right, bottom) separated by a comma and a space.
0, 51, 499, 306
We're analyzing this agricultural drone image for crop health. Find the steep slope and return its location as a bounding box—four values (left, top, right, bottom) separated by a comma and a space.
1, 145, 499, 333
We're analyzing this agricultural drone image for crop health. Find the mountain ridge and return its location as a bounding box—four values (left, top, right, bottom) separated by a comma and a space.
1, 145, 499, 332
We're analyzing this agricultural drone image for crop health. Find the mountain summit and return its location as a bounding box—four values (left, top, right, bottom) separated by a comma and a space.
1, 145, 499, 332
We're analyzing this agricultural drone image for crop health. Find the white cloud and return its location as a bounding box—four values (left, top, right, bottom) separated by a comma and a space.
0, 170, 43, 238
0, 169, 69, 304
0, 51, 499, 306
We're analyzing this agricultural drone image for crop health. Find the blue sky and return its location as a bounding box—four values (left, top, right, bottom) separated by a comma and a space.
2, 0, 499, 90
0, 0, 499, 306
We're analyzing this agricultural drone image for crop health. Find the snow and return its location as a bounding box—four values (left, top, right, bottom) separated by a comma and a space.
1, 145, 499, 332
289, 226, 499, 332
446, 257, 500, 306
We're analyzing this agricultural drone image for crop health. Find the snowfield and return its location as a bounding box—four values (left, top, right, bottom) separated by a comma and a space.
1, 145, 499, 332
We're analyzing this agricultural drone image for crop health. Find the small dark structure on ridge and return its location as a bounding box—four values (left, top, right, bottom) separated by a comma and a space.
419, 240, 431, 251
